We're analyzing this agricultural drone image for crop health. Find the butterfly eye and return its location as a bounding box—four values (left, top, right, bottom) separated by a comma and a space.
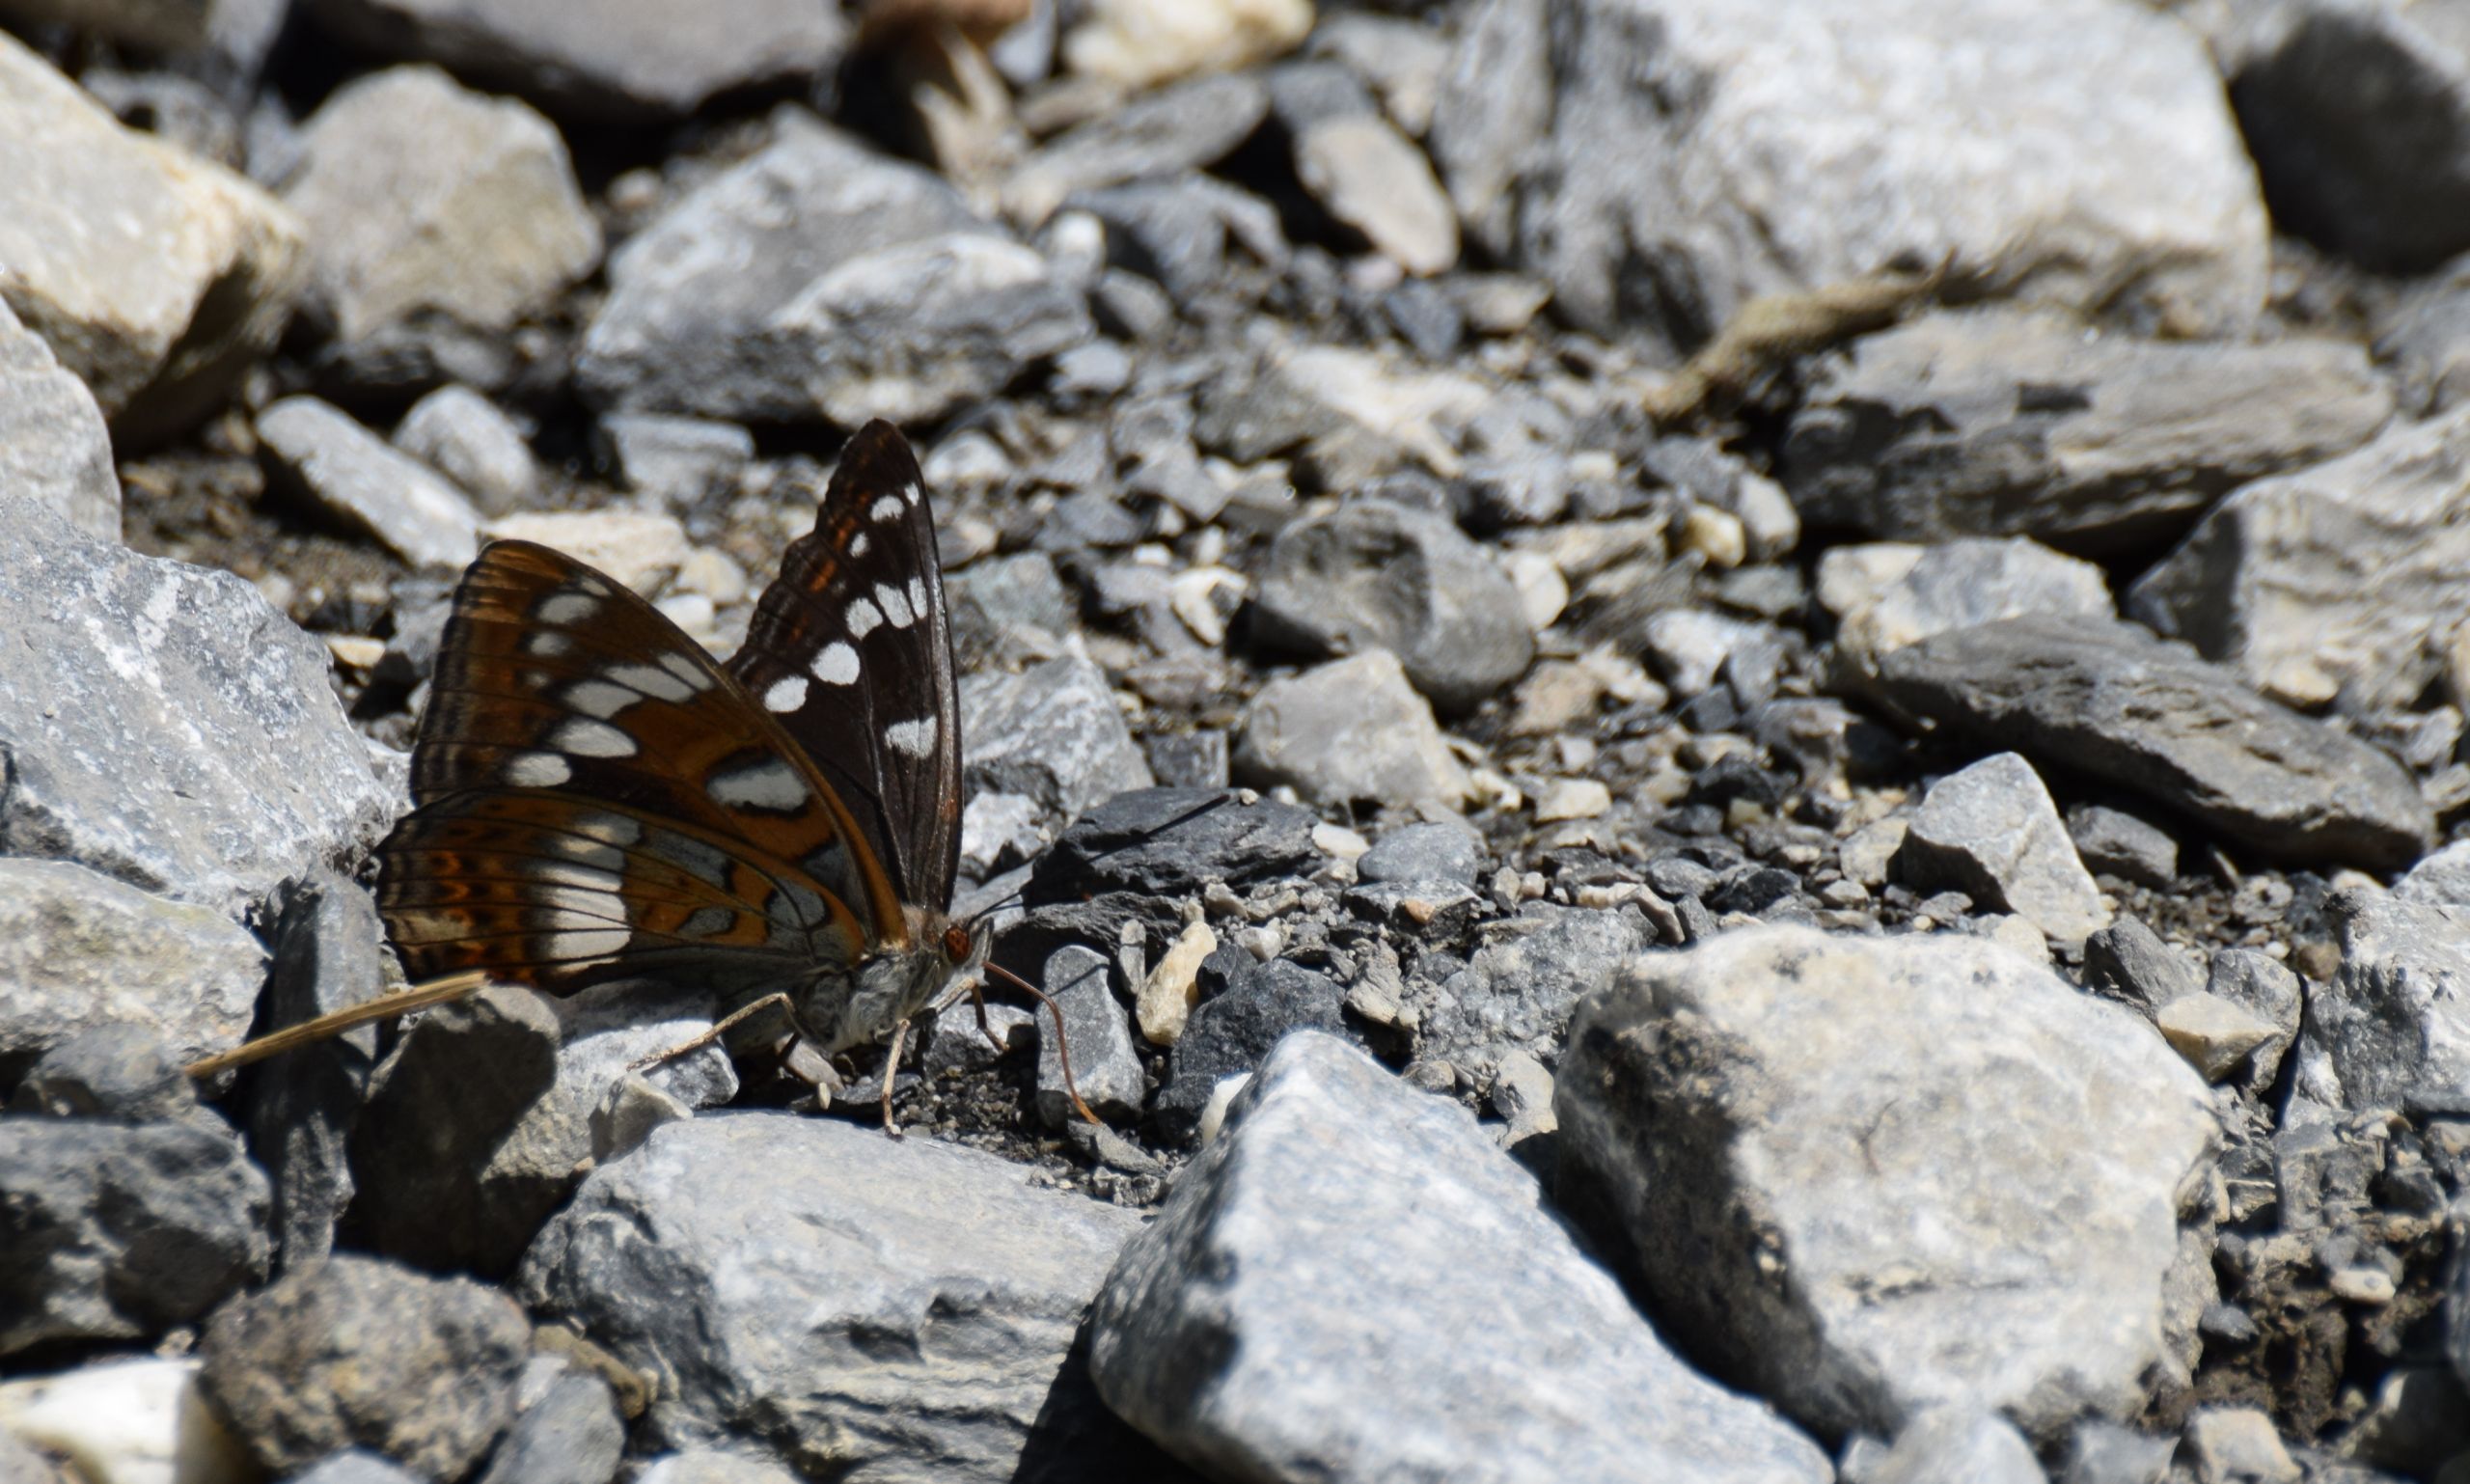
942, 922, 973, 962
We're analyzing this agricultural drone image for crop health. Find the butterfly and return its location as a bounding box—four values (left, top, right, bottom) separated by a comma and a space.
369, 421, 993, 1088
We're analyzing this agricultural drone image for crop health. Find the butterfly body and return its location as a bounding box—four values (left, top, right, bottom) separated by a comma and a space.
376, 423, 974, 1067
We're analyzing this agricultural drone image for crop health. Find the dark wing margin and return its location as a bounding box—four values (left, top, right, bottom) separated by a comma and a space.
726, 421, 964, 915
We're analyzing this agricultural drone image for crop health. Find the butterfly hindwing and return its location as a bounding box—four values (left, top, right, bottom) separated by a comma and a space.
727, 421, 963, 916
376, 539, 910, 995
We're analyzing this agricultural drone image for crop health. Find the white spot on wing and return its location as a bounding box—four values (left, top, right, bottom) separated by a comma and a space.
906, 577, 927, 620
707, 756, 810, 811
849, 532, 871, 558
525, 631, 573, 659
553, 718, 638, 758
764, 675, 809, 713
565, 679, 635, 720
886, 715, 938, 759
846, 597, 883, 640
812, 643, 860, 685
539, 885, 628, 922
870, 494, 904, 523
607, 662, 697, 702
658, 652, 714, 691
535, 861, 623, 893
875, 583, 914, 628
576, 813, 643, 849
546, 927, 630, 962
904, 481, 922, 508
537, 592, 597, 625
506, 752, 572, 787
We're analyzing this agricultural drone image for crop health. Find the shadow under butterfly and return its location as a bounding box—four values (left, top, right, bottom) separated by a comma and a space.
190, 421, 1097, 1127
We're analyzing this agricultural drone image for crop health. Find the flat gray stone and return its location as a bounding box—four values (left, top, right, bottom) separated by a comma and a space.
1036, 945, 1143, 1126
2067, 803, 2179, 889
305, 0, 844, 120
1875, 616, 2433, 871
1829, 537, 2112, 685
1498, 0, 2264, 342
1251, 499, 1534, 715
580, 114, 1088, 426
0, 504, 398, 922
520, 1113, 1144, 1483
393, 385, 538, 517
199, 1253, 531, 1481
1556, 927, 2216, 1440
1002, 72, 1271, 225
0, 297, 120, 540
258, 396, 481, 568
1235, 650, 1470, 814
0, 1118, 270, 1357
2127, 404, 2470, 712
597, 413, 752, 509
0, 33, 303, 441
1292, 112, 1458, 276
1896, 752, 2110, 947
1784, 309, 2390, 553
0, 858, 263, 1074
1090, 1031, 1832, 1484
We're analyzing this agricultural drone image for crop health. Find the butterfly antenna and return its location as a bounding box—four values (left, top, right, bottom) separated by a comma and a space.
964, 792, 1239, 932
984, 960, 1100, 1125
183, 970, 494, 1080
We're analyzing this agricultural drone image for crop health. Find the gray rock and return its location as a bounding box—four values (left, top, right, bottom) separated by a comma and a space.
10, 1025, 200, 1124
199, 1253, 531, 1481
2080, 917, 2203, 1010
1784, 310, 2389, 553
1846, 1409, 2045, 1484
279, 67, 599, 388
1896, 752, 2110, 948
304, 0, 846, 120
1070, 177, 1289, 307
1028, 787, 1319, 900
1251, 500, 1533, 715
1555, 926, 2216, 1440
2337, 1364, 2470, 1482
1091, 1031, 1832, 1484
473, 1369, 624, 1484
1266, 58, 1378, 133
1002, 72, 1271, 225
2296, 890, 2470, 1113
0, 34, 303, 441
0, 1117, 268, 1358
244, 871, 390, 1273
2376, 256, 2470, 413
2127, 405, 2470, 712
519, 1113, 1144, 1482
2399, 838, 2470, 908
1292, 113, 1458, 276
1830, 537, 2112, 684
1154, 956, 1346, 1145
634, 1453, 803, 1484
580, 115, 1088, 426
2067, 804, 2179, 889
0, 505, 398, 921
1415, 906, 1646, 1081
1036, 945, 1143, 1127
0, 858, 264, 1073
1307, 13, 1451, 137
1639, 608, 1773, 698
923, 1002, 1033, 1079
2179, 1407, 2298, 1484
1507, 0, 2264, 343
597, 413, 752, 509
2205, 948, 2300, 1094
2231, 4, 2470, 271
947, 551, 1076, 665
2058, 1420, 2174, 1484
0, 297, 120, 539
1235, 650, 1471, 813
1875, 617, 2433, 871
289, 1451, 424, 1484
962, 651, 1155, 838
393, 386, 537, 517
1358, 819, 1486, 888
259, 397, 481, 568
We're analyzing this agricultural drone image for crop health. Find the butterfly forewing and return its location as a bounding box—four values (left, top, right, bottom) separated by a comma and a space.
727, 421, 964, 915
377, 539, 908, 995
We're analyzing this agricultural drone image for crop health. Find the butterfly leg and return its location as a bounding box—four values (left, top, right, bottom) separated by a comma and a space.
984, 962, 1102, 1126
878, 1017, 914, 1138
625, 991, 797, 1076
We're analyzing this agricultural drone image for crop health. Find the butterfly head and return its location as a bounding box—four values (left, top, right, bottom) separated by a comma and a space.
792, 904, 985, 1056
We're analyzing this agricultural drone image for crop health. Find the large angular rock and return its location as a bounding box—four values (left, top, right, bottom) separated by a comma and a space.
1783, 309, 2390, 553
0, 504, 398, 922
962, 651, 1156, 838
0, 33, 303, 442
0, 858, 265, 1073
1235, 650, 1471, 814
1028, 787, 1320, 901
520, 1113, 1146, 1482
1875, 617, 2432, 871
1896, 752, 2110, 948
304, 0, 848, 120
1251, 499, 1533, 714
0, 1117, 270, 1357
2292, 889, 2470, 1113
0, 298, 120, 540
1091, 1031, 1832, 1484
1497, 0, 2265, 343
277, 67, 600, 388
580, 114, 1090, 426
2127, 405, 2470, 712
1556, 927, 2216, 1440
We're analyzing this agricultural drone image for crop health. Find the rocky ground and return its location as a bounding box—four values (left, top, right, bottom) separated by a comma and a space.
3, 0, 2470, 1481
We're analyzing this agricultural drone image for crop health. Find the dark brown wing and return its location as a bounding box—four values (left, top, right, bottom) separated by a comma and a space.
727, 422, 963, 914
